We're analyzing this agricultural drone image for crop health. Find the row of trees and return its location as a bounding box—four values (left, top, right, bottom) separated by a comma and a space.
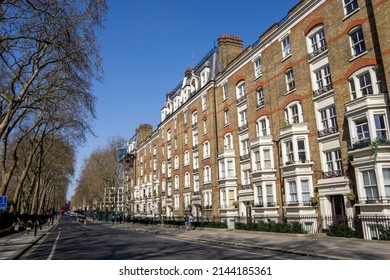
0, 0, 107, 215
71, 137, 125, 212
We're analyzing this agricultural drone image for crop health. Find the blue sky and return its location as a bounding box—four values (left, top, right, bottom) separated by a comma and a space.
68, 0, 299, 199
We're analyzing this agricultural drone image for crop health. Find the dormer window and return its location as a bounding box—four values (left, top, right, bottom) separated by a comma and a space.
201, 66, 210, 87
190, 77, 199, 94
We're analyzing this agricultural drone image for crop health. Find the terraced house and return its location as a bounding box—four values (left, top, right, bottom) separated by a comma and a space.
117, 0, 390, 240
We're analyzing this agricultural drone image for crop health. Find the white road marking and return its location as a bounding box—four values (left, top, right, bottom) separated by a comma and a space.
47, 231, 61, 260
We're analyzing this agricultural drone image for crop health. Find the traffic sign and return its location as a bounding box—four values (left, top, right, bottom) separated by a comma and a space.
0, 196, 7, 209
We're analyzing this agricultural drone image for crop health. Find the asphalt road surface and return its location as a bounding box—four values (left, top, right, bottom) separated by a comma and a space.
22, 217, 322, 260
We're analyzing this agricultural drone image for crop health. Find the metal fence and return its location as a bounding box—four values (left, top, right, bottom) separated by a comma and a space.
233, 215, 390, 240
126, 214, 390, 240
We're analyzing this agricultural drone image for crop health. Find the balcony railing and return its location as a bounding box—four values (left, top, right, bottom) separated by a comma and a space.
240, 154, 250, 161
313, 83, 333, 98
254, 202, 278, 208
236, 95, 246, 104
318, 125, 338, 137
308, 44, 328, 60
241, 184, 252, 190
322, 169, 344, 179
285, 200, 311, 207
348, 137, 390, 151
238, 123, 248, 132
284, 160, 311, 166
357, 196, 390, 204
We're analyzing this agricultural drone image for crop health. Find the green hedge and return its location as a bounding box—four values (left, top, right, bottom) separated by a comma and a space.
327, 223, 353, 237
194, 221, 228, 229
235, 220, 305, 234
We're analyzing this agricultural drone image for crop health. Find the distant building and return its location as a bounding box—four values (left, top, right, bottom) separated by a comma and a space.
118, 0, 390, 239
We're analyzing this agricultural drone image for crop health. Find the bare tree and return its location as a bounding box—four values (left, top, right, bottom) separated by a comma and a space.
0, 0, 107, 196
72, 136, 125, 211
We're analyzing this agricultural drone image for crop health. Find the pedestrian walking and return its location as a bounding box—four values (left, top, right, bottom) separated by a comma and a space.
26, 219, 33, 234
188, 213, 194, 230
12, 218, 20, 233
184, 214, 189, 231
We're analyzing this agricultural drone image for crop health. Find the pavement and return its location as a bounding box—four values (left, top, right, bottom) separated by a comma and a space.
0, 222, 56, 260
2, 219, 390, 260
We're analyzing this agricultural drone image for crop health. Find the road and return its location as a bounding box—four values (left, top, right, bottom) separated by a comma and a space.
22, 216, 323, 260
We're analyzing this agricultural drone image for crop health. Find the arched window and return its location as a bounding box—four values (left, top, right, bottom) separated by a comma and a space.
255, 116, 270, 137
203, 141, 210, 158
284, 101, 303, 125
236, 80, 246, 100
348, 66, 379, 100
184, 150, 190, 166
174, 175, 179, 189
204, 166, 211, 184
174, 155, 179, 169
192, 110, 198, 126
224, 133, 233, 149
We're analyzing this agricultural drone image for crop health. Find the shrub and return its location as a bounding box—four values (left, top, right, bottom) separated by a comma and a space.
235, 220, 305, 234
328, 223, 353, 237
195, 221, 228, 229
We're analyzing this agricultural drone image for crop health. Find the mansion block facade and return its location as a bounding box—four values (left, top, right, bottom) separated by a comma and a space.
118, 0, 390, 237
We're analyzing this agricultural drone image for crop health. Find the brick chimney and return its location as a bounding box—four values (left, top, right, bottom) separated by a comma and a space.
137, 124, 153, 143
217, 34, 243, 71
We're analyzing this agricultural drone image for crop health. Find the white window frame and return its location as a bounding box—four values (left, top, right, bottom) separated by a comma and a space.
285, 68, 296, 92
281, 34, 292, 58
204, 166, 211, 184
254, 56, 262, 78
184, 150, 190, 166
349, 26, 366, 58
256, 116, 270, 137
174, 175, 179, 189
201, 94, 207, 111
307, 25, 326, 56
224, 108, 229, 126
174, 155, 179, 170
192, 110, 198, 126
343, 0, 359, 16
224, 133, 233, 150
257, 87, 264, 108
348, 67, 380, 100
236, 80, 246, 99
222, 82, 228, 100
203, 141, 210, 158
284, 101, 303, 124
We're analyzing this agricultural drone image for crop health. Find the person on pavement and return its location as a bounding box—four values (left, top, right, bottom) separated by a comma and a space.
12, 218, 20, 233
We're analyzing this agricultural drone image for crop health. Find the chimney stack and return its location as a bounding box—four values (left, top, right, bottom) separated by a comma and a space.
137, 124, 153, 143
217, 34, 243, 71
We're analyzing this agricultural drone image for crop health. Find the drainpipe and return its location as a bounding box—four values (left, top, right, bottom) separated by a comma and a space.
273, 138, 285, 222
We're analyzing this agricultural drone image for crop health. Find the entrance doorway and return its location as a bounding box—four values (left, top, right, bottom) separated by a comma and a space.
330, 195, 345, 216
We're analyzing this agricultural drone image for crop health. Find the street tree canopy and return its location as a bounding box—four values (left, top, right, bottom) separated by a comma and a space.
0, 0, 107, 212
